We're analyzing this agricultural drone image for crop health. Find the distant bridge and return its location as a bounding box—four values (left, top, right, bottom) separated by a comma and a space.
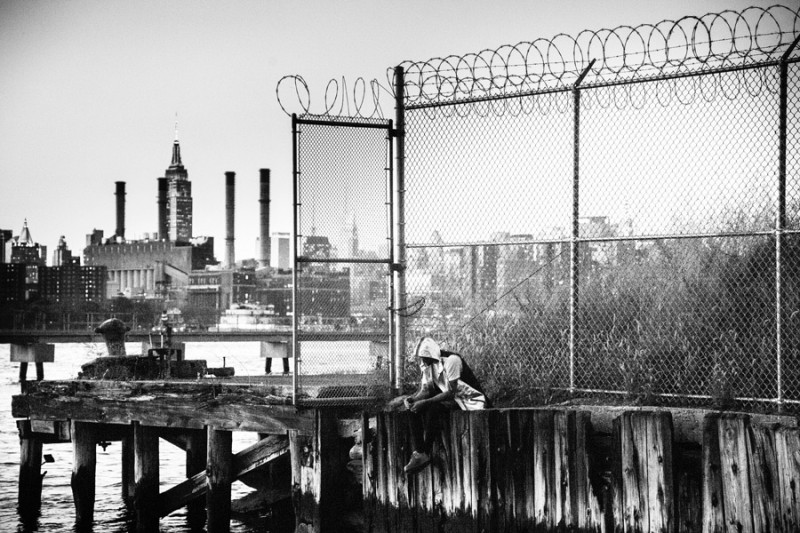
0, 329, 389, 345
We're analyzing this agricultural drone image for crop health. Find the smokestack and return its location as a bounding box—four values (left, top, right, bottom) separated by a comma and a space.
157, 177, 168, 241
225, 171, 235, 269
115, 181, 126, 240
259, 168, 270, 267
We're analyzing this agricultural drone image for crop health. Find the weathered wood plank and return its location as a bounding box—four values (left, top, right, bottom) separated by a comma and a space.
613, 413, 645, 532
702, 414, 726, 533
133, 421, 159, 532
206, 427, 233, 533
18, 425, 43, 518
71, 421, 97, 528
159, 434, 288, 517
470, 410, 493, 532
361, 413, 378, 533
533, 410, 555, 529
374, 413, 390, 533
510, 409, 535, 531
553, 410, 570, 529
775, 426, 800, 531
675, 444, 702, 533
13, 393, 313, 434
748, 424, 780, 533
647, 412, 674, 533
718, 414, 753, 533
394, 412, 415, 533
488, 410, 510, 532
384, 412, 402, 531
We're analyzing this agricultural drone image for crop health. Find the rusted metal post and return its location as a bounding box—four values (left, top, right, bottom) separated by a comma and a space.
393, 65, 407, 393
291, 113, 300, 405
570, 60, 595, 393
776, 36, 799, 410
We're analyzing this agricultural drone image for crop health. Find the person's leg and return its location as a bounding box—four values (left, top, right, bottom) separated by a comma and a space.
420, 402, 452, 454
405, 401, 455, 474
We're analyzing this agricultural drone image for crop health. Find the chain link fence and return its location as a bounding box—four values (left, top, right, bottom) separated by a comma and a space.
285, 6, 800, 411
293, 114, 394, 404
399, 10, 800, 411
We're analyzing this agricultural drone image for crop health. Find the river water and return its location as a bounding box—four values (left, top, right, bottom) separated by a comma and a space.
0, 341, 369, 533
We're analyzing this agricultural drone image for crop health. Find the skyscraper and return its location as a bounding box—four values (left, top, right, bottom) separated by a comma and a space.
164, 131, 193, 243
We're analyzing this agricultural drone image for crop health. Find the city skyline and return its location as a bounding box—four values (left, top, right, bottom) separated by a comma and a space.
1, 0, 792, 262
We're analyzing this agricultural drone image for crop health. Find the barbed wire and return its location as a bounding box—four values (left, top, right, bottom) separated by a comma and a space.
276, 5, 799, 118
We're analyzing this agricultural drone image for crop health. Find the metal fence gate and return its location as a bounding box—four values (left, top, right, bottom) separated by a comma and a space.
291, 113, 394, 405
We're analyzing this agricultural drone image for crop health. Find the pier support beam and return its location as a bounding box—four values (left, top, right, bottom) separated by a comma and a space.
18, 429, 43, 519
71, 421, 97, 528
186, 430, 208, 528
290, 410, 346, 533
121, 431, 135, 504
207, 427, 233, 533
134, 422, 159, 532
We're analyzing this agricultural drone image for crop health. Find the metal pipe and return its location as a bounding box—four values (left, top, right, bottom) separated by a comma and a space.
393, 66, 407, 393
387, 119, 396, 389
291, 114, 300, 405
775, 35, 799, 409
569, 60, 593, 394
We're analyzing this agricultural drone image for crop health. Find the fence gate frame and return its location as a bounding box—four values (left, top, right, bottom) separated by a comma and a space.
291, 112, 401, 405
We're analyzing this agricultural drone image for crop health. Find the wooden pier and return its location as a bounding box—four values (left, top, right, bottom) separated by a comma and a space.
12, 375, 800, 532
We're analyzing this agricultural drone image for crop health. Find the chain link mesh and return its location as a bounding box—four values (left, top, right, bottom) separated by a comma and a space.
403, 59, 800, 411
295, 115, 393, 404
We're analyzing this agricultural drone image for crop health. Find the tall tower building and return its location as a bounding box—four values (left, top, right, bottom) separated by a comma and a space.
164, 129, 193, 243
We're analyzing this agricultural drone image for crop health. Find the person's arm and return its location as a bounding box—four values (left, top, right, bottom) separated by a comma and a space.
404, 381, 435, 409
409, 379, 457, 412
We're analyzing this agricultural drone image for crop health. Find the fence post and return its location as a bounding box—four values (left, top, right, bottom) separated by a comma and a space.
570, 60, 595, 394
393, 65, 407, 393
292, 113, 300, 406
777, 37, 800, 410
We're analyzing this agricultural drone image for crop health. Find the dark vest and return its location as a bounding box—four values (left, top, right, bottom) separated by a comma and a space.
440, 350, 490, 406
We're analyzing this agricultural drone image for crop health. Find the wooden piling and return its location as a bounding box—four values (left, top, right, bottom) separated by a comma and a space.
612, 411, 674, 533
133, 421, 159, 532
71, 421, 97, 528
18, 425, 43, 518
186, 429, 208, 527
774, 426, 800, 531
718, 414, 754, 533
207, 427, 233, 533
121, 431, 135, 504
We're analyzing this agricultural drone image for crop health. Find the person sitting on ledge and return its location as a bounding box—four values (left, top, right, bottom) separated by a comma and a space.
392, 337, 489, 475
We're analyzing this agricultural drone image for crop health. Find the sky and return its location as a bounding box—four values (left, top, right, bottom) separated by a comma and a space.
1, 0, 796, 263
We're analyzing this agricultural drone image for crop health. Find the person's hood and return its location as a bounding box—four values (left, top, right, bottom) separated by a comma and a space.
415, 337, 441, 362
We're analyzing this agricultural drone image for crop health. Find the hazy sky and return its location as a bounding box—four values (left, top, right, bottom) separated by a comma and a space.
1, 0, 793, 262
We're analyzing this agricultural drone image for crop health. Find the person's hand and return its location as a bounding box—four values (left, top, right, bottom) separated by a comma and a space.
409, 398, 426, 413
403, 396, 415, 410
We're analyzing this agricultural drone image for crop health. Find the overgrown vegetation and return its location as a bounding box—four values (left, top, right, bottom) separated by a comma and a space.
404, 233, 800, 412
